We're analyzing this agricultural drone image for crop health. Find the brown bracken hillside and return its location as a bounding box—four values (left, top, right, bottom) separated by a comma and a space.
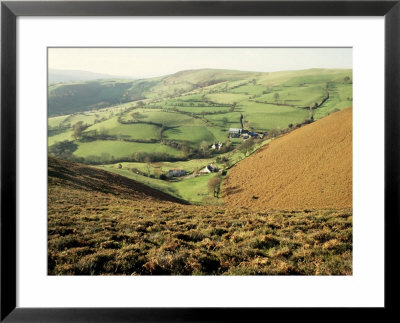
49, 157, 187, 204
223, 107, 352, 210
48, 157, 352, 275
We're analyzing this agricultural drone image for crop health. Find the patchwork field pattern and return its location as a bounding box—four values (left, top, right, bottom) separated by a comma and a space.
48, 68, 352, 167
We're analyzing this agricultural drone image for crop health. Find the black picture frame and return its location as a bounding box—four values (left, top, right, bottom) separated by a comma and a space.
1, 0, 399, 321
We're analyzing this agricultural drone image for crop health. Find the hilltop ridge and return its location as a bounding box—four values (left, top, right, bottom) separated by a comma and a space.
48, 67, 352, 116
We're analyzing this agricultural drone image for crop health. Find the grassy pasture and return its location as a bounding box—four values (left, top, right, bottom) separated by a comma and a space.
95, 165, 178, 197
237, 102, 309, 131
206, 126, 231, 143
103, 158, 216, 176
48, 115, 69, 128
67, 113, 99, 127
257, 84, 327, 107
170, 175, 215, 204
313, 84, 353, 119
100, 163, 216, 205
204, 112, 242, 129
164, 126, 216, 145
165, 68, 253, 84
85, 117, 160, 140
48, 129, 74, 146
155, 158, 216, 173
174, 106, 231, 114
205, 93, 250, 104
74, 140, 183, 159
122, 109, 203, 127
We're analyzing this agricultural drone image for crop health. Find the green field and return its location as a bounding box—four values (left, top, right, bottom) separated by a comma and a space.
204, 112, 242, 129
48, 115, 69, 128
164, 126, 216, 145
174, 106, 231, 114
205, 92, 250, 104
313, 83, 353, 119
102, 158, 215, 176
121, 109, 203, 127
171, 175, 215, 204
48, 129, 74, 146
67, 114, 99, 127
74, 141, 183, 159
98, 164, 215, 204
85, 117, 160, 140
237, 102, 309, 131
257, 84, 327, 107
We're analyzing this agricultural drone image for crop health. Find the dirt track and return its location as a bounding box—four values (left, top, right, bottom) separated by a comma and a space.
223, 107, 352, 210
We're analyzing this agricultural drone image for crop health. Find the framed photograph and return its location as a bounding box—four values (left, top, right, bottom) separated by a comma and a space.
1, 0, 399, 321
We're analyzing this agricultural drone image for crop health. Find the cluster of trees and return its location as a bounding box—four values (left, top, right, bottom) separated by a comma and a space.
208, 176, 222, 198
167, 101, 231, 108
239, 138, 256, 156
48, 125, 70, 137
82, 151, 182, 165
286, 118, 314, 132
71, 121, 88, 139
343, 76, 352, 83
161, 139, 191, 155
195, 79, 226, 88
48, 141, 79, 161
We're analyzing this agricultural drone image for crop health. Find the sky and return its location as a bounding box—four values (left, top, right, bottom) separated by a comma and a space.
48, 48, 352, 79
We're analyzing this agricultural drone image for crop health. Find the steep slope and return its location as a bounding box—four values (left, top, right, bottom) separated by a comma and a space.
48, 157, 352, 275
223, 107, 352, 209
48, 157, 187, 204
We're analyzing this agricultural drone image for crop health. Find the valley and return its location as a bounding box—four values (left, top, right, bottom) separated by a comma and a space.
48, 65, 353, 275
48, 68, 352, 205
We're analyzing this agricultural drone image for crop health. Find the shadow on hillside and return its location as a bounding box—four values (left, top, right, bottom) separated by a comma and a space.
223, 185, 243, 195
48, 157, 189, 204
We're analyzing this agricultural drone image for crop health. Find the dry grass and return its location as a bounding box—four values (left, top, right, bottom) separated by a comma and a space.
48, 157, 352, 275
223, 107, 352, 209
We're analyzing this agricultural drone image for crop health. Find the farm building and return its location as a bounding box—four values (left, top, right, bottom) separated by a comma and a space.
199, 164, 217, 174
168, 168, 186, 177
211, 142, 223, 150
229, 128, 242, 138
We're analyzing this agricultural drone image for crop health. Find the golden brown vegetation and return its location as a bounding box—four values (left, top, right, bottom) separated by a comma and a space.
223, 107, 352, 209
48, 157, 352, 275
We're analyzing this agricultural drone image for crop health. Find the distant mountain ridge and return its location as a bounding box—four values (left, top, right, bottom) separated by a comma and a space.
49, 69, 132, 83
